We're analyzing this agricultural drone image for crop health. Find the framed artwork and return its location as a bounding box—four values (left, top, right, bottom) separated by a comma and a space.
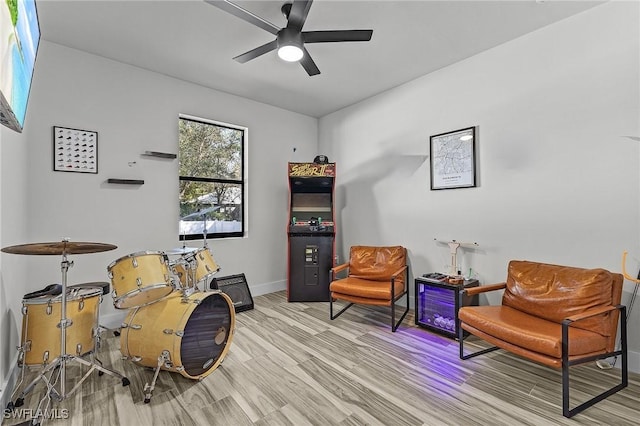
430, 127, 476, 190
53, 126, 98, 174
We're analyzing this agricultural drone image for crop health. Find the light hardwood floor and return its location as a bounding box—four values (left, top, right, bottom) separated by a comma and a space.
3, 290, 639, 425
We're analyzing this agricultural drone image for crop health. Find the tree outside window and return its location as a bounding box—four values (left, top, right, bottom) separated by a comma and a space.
179, 115, 245, 240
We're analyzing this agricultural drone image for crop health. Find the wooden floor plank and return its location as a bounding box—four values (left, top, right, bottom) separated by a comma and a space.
3, 290, 639, 425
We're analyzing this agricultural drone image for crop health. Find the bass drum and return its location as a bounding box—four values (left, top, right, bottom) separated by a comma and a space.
20, 287, 102, 366
120, 290, 235, 380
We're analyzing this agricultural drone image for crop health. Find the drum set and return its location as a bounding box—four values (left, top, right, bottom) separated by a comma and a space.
2, 240, 130, 413
107, 243, 235, 403
2, 239, 234, 412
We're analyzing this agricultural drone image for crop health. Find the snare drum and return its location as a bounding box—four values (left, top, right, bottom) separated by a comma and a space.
107, 251, 173, 309
173, 248, 219, 287
20, 287, 102, 366
120, 290, 235, 380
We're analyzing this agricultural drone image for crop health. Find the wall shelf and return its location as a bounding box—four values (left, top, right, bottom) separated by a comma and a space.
141, 151, 177, 159
107, 179, 144, 185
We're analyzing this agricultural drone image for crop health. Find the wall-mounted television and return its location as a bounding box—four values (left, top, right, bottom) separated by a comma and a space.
0, 0, 40, 133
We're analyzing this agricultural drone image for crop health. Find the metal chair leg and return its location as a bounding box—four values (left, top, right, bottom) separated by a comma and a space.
391, 289, 409, 332
561, 305, 628, 418
330, 299, 354, 320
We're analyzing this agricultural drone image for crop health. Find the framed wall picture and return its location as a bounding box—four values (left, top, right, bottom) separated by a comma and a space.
430, 127, 476, 190
53, 126, 98, 174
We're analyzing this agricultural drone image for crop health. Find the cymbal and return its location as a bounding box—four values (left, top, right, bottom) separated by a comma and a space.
1, 241, 118, 256
165, 247, 199, 255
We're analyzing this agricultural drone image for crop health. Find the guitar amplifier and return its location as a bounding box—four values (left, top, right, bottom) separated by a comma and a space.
209, 273, 254, 313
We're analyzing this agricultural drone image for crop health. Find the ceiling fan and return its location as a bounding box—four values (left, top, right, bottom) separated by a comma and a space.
205, 0, 373, 76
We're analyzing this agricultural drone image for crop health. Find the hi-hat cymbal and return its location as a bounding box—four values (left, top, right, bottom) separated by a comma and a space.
1, 241, 118, 255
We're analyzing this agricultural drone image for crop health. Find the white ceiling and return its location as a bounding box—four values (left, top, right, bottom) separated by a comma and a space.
37, 0, 604, 117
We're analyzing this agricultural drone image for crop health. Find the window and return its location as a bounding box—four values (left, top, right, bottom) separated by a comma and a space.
178, 115, 246, 240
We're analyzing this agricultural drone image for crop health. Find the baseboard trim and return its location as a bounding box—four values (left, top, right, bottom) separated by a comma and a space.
248, 279, 286, 297
628, 349, 640, 374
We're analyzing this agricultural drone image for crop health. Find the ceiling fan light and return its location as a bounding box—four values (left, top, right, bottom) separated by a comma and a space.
278, 44, 304, 62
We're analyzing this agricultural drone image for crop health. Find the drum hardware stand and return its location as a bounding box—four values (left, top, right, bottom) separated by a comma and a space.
19, 369, 57, 426
143, 350, 171, 403
178, 257, 199, 300
94, 324, 107, 350
177, 206, 220, 295
188, 256, 200, 293
199, 210, 210, 293
92, 326, 109, 374
202, 210, 208, 249
9, 244, 130, 409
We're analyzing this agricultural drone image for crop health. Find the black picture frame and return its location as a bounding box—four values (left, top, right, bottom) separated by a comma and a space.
430, 127, 476, 190
53, 126, 98, 174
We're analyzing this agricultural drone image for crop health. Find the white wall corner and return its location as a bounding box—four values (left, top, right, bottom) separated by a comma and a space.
0, 352, 20, 412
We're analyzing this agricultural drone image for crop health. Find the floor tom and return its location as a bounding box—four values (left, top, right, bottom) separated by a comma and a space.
20, 287, 102, 366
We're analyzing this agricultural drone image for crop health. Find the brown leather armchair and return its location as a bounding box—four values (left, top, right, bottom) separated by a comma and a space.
458, 260, 627, 418
329, 246, 409, 332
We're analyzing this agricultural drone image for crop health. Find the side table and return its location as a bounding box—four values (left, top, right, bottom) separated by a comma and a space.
415, 276, 479, 338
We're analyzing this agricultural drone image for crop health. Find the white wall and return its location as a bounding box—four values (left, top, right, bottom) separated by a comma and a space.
1, 1, 638, 403
0, 39, 318, 399
319, 1, 640, 371
0, 120, 30, 406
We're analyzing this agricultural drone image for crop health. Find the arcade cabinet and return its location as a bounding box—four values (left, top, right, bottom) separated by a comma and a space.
287, 160, 336, 302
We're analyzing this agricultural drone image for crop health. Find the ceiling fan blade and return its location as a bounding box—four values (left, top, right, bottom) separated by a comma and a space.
204, 0, 280, 35
233, 39, 278, 63
300, 47, 320, 76
287, 0, 313, 31
303, 30, 373, 43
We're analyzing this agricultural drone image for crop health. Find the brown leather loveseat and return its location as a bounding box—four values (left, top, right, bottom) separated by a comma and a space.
458, 260, 627, 418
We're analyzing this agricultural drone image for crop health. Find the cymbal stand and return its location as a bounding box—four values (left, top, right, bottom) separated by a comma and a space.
11, 248, 130, 408
181, 255, 198, 298
201, 211, 208, 249
191, 257, 200, 292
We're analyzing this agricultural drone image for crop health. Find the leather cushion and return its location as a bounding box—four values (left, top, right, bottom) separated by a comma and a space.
348, 246, 406, 285
503, 260, 615, 336
330, 292, 391, 306
330, 276, 405, 301
458, 305, 608, 358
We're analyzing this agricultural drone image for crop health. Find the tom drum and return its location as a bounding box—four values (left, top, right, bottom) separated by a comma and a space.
173, 248, 219, 288
107, 251, 173, 309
